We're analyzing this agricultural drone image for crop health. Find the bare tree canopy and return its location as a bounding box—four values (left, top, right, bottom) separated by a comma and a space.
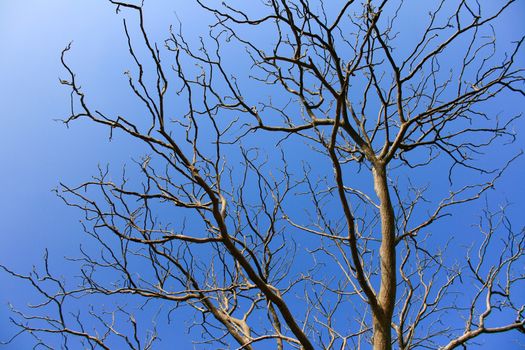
2, 0, 524, 349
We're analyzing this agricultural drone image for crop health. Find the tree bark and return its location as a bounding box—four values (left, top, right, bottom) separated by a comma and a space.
372, 164, 397, 350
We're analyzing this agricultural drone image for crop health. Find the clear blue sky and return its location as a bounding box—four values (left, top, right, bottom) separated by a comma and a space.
1, 1, 524, 349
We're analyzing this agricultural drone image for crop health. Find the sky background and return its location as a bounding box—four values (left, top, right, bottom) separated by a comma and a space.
0, 1, 195, 348
0, 1, 524, 349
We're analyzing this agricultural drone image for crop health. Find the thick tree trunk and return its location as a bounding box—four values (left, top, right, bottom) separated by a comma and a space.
372, 164, 396, 350
373, 316, 393, 350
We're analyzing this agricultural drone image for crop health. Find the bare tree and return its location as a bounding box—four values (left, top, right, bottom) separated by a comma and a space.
2, 1, 524, 349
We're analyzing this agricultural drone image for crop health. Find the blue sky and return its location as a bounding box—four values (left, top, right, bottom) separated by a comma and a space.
1, 1, 524, 349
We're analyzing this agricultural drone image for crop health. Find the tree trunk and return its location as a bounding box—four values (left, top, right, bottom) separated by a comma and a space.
373, 316, 393, 350
372, 164, 396, 350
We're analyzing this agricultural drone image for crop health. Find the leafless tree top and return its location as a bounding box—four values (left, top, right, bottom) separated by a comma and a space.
2, 1, 524, 349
